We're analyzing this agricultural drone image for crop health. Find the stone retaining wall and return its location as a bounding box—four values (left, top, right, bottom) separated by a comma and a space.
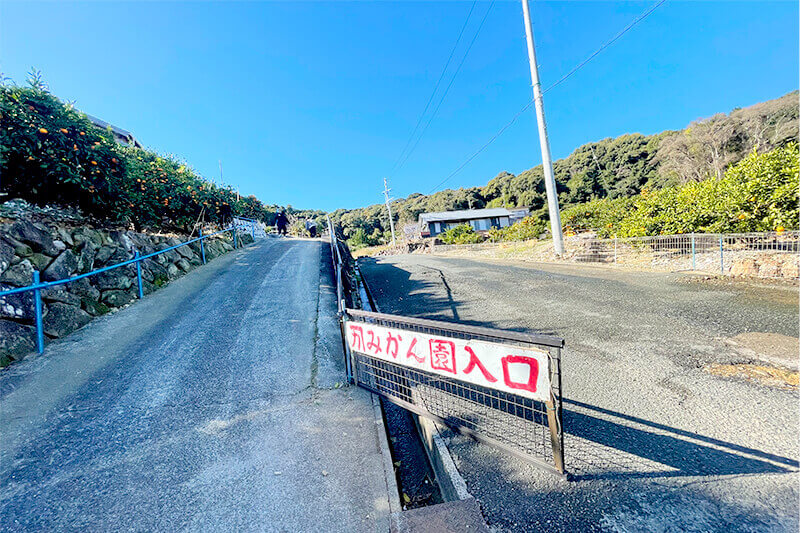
0, 219, 254, 366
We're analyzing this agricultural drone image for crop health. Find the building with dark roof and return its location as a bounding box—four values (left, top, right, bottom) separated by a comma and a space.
418, 207, 529, 237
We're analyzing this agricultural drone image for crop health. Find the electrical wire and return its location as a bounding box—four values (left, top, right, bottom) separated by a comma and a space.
542, 0, 669, 95
388, 1, 478, 176
427, 99, 534, 195
392, 1, 495, 178
426, 0, 668, 195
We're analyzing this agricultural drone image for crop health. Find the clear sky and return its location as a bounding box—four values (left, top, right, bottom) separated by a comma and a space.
1, 1, 797, 212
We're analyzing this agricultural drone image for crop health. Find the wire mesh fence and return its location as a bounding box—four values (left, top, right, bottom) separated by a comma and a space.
231, 216, 267, 239
569, 231, 799, 278
346, 309, 566, 476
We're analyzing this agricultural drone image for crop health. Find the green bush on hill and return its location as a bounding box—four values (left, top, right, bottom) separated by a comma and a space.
0, 75, 280, 232
487, 216, 548, 242
561, 143, 799, 237
439, 224, 483, 245
346, 227, 386, 250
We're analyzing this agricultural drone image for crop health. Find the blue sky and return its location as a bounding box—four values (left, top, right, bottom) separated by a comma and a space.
1, 1, 797, 211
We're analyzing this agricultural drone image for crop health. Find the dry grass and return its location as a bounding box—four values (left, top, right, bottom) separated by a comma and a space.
351, 244, 391, 258
705, 363, 799, 389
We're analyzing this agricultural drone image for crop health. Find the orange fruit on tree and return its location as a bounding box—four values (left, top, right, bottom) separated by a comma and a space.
91, 160, 98, 165
60, 128, 68, 134
38, 128, 48, 134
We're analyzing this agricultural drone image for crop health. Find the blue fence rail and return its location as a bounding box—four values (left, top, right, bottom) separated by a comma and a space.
0, 227, 241, 354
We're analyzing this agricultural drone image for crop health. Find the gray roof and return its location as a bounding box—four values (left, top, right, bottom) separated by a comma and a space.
419, 208, 515, 223
86, 114, 143, 148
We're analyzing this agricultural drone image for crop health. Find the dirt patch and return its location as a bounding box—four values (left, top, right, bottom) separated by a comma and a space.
725, 332, 799, 370
678, 274, 799, 293
705, 363, 799, 389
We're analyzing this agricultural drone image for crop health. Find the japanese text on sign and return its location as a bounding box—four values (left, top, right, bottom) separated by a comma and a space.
345, 320, 551, 402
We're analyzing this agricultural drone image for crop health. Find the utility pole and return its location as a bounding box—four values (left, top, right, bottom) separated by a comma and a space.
383, 178, 397, 246
521, 0, 564, 255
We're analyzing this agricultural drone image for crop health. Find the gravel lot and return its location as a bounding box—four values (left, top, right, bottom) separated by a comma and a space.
360, 255, 799, 533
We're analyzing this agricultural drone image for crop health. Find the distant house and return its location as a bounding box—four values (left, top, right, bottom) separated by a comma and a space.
508, 208, 530, 224
419, 207, 529, 237
86, 114, 143, 148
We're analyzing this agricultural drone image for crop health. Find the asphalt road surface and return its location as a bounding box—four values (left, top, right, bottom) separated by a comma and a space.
0, 238, 392, 532
360, 255, 799, 533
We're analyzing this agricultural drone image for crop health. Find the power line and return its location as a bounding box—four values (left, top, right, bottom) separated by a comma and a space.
427, 99, 534, 195
388, 1, 477, 176
542, 0, 668, 95
426, 0, 667, 195
392, 1, 495, 177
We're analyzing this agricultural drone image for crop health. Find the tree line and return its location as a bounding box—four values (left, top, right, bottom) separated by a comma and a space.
330, 91, 798, 245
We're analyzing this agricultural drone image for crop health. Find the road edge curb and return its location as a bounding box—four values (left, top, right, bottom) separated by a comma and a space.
372, 392, 404, 520
358, 261, 473, 504
413, 415, 472, 502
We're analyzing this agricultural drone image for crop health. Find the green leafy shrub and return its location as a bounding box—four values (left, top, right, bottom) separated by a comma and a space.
561, 197, 634, 237
440, 224, 483, 245
0, 76, 277, 231
346, 228, 380, 249
487, 216, 548, 242
561, 144, 799, 237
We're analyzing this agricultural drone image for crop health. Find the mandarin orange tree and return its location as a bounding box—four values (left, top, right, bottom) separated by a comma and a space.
0, 73, 276, 232
560, 143, 799, 238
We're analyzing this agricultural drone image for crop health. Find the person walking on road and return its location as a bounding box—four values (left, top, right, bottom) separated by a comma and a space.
305, 218, 317, 238
275, 209, 288, 236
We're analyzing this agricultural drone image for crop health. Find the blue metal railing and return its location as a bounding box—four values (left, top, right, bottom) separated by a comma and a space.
0, 227, 240, 354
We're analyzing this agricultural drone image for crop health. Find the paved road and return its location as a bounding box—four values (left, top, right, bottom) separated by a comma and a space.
361, 255, 799, 532
0, 238, 392, 532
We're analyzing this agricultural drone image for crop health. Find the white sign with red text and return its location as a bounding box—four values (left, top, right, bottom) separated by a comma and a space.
345, 320, 551, 402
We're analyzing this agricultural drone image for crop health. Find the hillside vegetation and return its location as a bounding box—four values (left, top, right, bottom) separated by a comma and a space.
331, 92, 798, 246
563, 143, 798, 238
0, 72, 323, 232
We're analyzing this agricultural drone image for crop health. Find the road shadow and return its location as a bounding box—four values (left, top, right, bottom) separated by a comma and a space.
358, 256, 799, 481
563, 398, 797, 481
359, 256, 562, 336
358, 255, 800, 531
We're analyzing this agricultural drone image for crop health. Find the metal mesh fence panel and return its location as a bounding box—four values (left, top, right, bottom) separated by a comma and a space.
567, 231, 799, 278
346, 309, 566, 476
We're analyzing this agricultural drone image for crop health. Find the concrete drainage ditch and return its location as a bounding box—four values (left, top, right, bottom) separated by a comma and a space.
355, 264, 489, 532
